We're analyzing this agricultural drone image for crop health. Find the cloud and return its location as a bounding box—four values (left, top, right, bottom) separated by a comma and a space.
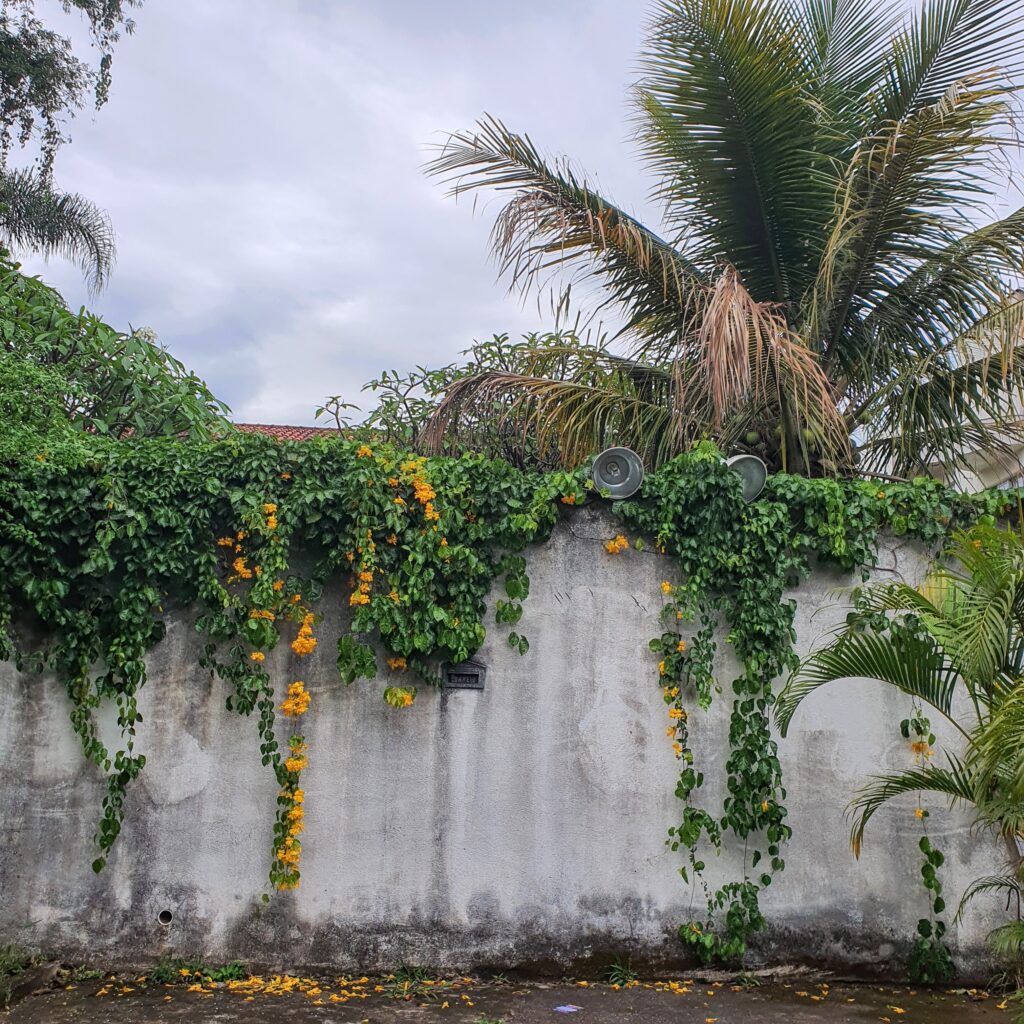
20, 0, 654, 424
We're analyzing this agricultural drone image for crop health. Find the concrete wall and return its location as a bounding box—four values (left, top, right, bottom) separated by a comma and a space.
0, 507, 1010, 975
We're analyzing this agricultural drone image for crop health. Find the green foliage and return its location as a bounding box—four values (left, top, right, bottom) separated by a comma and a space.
780, 522, 1024, 978
148, 958, 247, 985
427, 0, 1024, 479
0, 257, 229, 454
910, 836, 956, 984
318, 330, 598, 470
620, 452, 1007, 963
605, 957, 638, 987
0, 429, 1011, 946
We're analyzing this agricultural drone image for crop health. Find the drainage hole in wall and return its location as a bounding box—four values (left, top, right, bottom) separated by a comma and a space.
158, 909, 173, 926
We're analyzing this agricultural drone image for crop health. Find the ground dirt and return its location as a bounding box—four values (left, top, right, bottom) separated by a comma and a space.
3, 974, 1012, 1023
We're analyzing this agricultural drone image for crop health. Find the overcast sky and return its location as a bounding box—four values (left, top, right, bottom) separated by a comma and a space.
20, 0, 658, 426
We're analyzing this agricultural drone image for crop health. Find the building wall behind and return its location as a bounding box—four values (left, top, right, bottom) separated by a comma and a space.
0, 508, 1009, 975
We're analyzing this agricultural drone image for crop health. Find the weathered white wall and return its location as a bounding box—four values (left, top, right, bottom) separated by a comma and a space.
0, 507, 1010, 976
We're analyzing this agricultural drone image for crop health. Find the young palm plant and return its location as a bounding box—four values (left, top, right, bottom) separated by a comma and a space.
776, 524, 1024, 980
426, 0, 1024, 479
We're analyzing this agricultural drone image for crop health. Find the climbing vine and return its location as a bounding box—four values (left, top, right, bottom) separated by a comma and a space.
0, 435, 1013, 934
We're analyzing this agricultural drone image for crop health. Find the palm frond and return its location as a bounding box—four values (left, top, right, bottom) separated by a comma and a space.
849, 756, 976, 856
956, 872, 1024, 924
970, 683, 1024, 804
811, 70, 1017, 362
798, 0, 904, 108
873, 0, 1024, 121
0, 169, 115, 291
854, 298, 1024, 477
638, 0, 828, 302
420, 349, 677, 468
776, 629, 961, 737
425, 116, 706, 344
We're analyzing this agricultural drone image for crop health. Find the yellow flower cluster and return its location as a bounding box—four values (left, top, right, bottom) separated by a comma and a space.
216, 536, 234, 547
291, 612, 317, 656
250, 651, 265, 662
263, 502, 278, 531
910, 739, 934, 761
661, 581, 673, 594
281, 681, 311, 717
349, 591, 370, 606
384, 686, 415, 708
560, 494, 577, 505
356, 445, 373, 458
605, 534, 629, 554
233, 556, 253, 580
249, 609, 275, 621
387, 656, 407, 671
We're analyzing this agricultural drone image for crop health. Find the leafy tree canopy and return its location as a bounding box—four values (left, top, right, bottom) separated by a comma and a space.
0, 0, 142, 174
0, 257, 230, 456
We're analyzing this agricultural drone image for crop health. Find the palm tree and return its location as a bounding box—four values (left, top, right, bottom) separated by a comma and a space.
0, 169, 115, 291
776, 524, 1024, 969
425, 0, 1024, 479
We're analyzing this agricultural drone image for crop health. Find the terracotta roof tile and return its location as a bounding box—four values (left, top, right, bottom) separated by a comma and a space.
233, 423, 339, 441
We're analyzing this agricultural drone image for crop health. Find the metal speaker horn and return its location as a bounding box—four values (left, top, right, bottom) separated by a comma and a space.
725, 454, 768, 503
592, 447, 645, 499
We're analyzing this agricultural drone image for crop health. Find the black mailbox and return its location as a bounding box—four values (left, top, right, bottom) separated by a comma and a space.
442, 658, 486, 691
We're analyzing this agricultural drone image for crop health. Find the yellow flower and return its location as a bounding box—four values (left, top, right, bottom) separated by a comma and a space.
285, 754, 308, 773
280, 472, 292, 480
291, 634, 317, 657
394, 497, 406, 507
349, 592, 370, 607
386, 534, 398, 545
388, 590, 400, 603
440, 537, 448, 547
666, 726, 676, 737
661, 581, 673, 594
658, 660, 667, 676
358, 570, 374, 583
672, 743, 683, 757
356, 445, 373, 458
249, 609, 275, 621
761, 800, 770, 813
915, 808, 925, 819
216, 536, 234, 547
677, 640, 687, 653
668, 708, 685, 720
281, 681, 311, 717
561, 494, 576, 505
273, 579, 284, 592
263, 503, 278, 515
250, 651, 265, 662
387, 656, 407, 671
424, 502, 440, 522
